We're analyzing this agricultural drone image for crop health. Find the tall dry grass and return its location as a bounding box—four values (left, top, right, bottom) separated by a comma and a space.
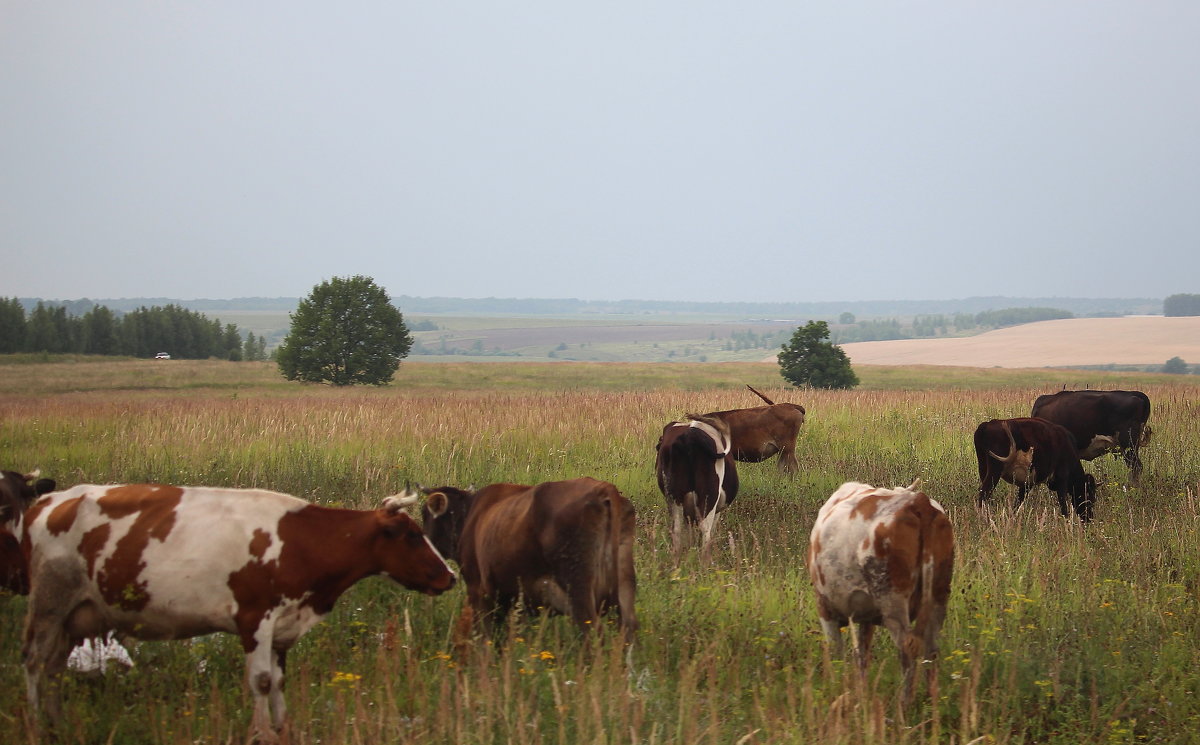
1, 359, 1198, 743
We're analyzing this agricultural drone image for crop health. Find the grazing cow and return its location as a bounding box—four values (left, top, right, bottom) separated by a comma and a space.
704, 385, 806, 473
22, 484, 455, 742
808, 480, 954, 705
420, 477, 637, 636
655, 414, 739, 551
974, 417, 1098, 521
1031, 389, 1151, 482
0, 470, 56, 595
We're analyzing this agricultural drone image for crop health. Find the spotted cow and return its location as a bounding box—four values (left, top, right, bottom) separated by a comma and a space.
421, 477, 637, 637
654, 414, 739, 552
0, 470, 55, 595
808, 480, 954, 705
21, 484, 455, 742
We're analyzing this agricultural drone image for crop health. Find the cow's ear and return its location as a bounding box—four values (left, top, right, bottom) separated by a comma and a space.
426, 491, 449, 518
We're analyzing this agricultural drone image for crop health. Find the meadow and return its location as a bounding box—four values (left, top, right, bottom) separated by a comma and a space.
1, 358, 1198, 744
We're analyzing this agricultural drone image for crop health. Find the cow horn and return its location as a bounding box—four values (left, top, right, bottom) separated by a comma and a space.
23, 469, 41, 482
383, 491, 421, 513
989, 421, 1019, 464
908, 477, 924, 492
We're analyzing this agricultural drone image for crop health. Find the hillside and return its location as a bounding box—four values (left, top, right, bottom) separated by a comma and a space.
835, 316, 1200, 368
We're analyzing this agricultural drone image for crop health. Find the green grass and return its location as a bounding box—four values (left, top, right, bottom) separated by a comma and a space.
1, 357, 1198, 743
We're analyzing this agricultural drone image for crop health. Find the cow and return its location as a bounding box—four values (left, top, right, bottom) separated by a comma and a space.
420, 477, 637, 637
21, 484, 456, 743
974, 417, 1098, 522
0, 469, 56, 595
1031, 389, 1151, 482
654, 413, 739, 552
703, 384, 806, 473
808, 480, 954, 706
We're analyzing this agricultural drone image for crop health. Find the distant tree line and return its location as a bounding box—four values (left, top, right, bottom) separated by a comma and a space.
0, 299, 267, 360
832, 307, 1073, 343
1164, 294, 1200, 317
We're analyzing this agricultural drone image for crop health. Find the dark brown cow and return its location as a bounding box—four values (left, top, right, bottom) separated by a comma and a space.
1031, 389, 1151, 482
975, 417, 1097, 521
0, 470, 55, 594
22, 484, 456, 742
704, 385, 806, 473
421, 477, 637, 636
655, 414, 739, 551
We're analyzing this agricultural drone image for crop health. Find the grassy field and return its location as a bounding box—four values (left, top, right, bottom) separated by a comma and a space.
1, 358, 1198, 744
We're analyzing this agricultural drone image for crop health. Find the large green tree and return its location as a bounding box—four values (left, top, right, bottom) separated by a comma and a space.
277, 275, 412, 385
778, 320, 859, 389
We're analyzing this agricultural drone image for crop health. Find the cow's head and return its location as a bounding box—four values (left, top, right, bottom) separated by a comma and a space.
0, 470, 55, 528
0, 470, 55, 595
375, 492, 456, 595
1079, 434, 1119, 460
1138, 425, 1153, 447
419, 486, 476, 564
987, 422, 1034, 484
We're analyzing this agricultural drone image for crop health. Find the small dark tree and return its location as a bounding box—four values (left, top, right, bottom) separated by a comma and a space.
1162, 356, 1189, 375
1164, 294, 1200, 317
277, 275, 412, 386
778, 320, 859, 389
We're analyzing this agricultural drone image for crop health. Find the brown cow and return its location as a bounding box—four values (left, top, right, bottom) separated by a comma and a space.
421, 477, 637, 636
704, 385, 806, 473
808, 480, 954, 705
0, 469, 55, 594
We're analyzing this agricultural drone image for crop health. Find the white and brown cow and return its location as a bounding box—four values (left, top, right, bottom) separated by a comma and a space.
808, 480, 954, 705
654, 414, 739, 552
21, 484, 456, 742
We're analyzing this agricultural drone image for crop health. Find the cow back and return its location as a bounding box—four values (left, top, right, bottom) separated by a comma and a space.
1031, 390, 1150, 449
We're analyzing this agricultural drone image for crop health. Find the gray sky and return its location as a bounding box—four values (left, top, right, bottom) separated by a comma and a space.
2, 2, 1197, 303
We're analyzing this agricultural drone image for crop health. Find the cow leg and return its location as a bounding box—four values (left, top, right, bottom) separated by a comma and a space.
777, 445, 799, 474
851, 621, 875, 680
668, 501, 686, 554
814, 594, 845, 656
698, 492, 728, 551
875, 594, 920, 705
1052, 485, 1070, 518
22, 616, 74, 723
1013, 482, 1029, 509
22, 563, 86, 723
1124, 447, 1143, 484
243, 623, 285, 743
976, 471, 1000, 507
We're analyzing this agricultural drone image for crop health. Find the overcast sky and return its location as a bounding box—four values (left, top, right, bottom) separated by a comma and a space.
2, 2, 1197, 303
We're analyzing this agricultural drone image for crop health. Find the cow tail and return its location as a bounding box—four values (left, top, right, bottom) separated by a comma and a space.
746, 384, 775, 406
914, 500, 952, 662
612, 494, 638, 635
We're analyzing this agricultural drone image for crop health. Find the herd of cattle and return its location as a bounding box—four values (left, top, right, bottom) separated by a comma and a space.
0, 386, 1151, 741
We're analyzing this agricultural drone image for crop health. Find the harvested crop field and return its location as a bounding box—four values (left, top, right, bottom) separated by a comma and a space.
836, 316, 1200, 368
